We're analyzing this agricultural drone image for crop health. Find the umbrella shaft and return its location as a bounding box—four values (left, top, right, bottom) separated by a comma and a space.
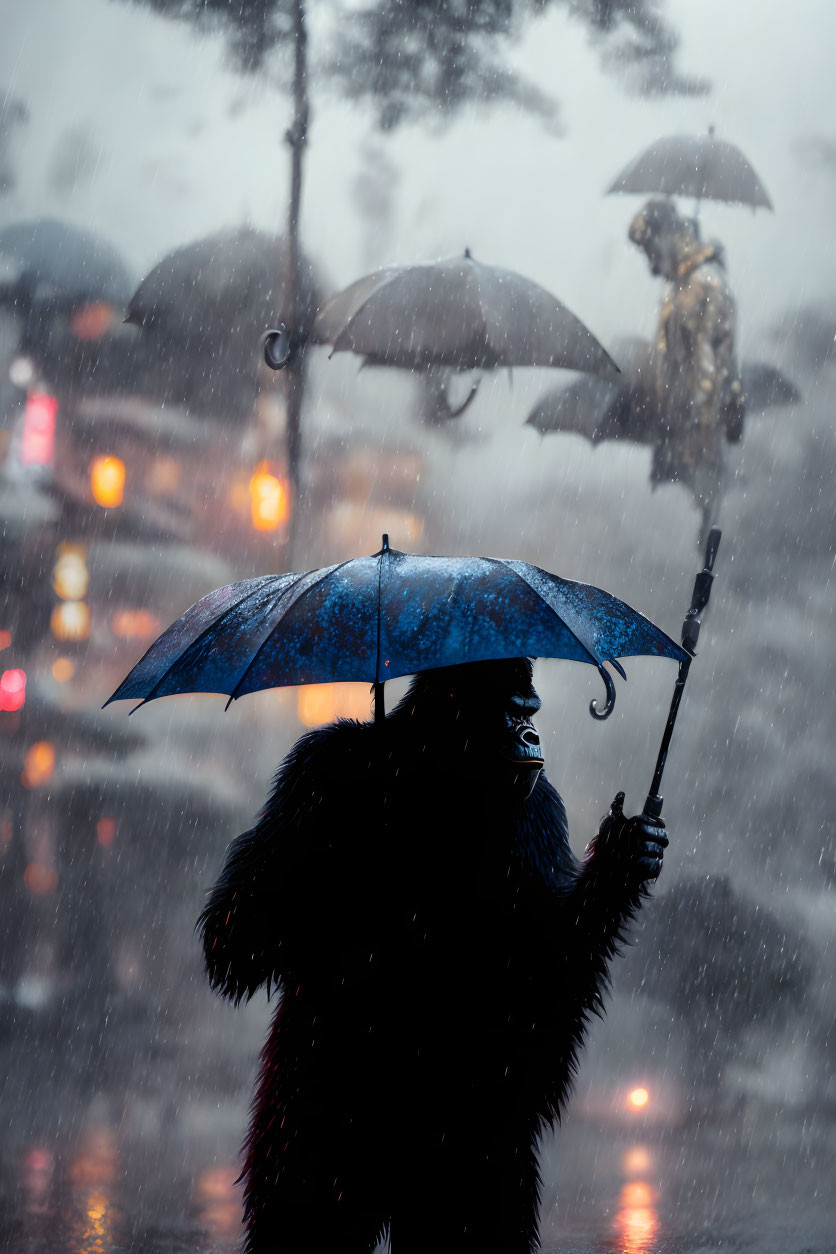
644, 657, 691, 817
374, 681, 385, 725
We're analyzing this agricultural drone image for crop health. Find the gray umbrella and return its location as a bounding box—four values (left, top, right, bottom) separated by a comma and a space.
607, 131, 773, 210
0, 217, 132, 309
312, 250, 619, 380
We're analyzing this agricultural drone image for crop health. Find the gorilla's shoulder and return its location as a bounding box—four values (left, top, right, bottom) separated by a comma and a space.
270, 717, 378, 803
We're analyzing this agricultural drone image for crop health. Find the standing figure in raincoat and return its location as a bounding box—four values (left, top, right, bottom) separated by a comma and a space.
628, 197, 743, 539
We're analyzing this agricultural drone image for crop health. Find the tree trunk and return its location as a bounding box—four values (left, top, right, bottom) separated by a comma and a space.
284, 0, 310, 565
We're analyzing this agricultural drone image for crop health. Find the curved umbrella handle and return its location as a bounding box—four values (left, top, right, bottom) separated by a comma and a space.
589, 666, 616, 720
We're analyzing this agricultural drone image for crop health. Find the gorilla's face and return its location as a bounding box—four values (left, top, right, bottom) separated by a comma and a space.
420, 658, 545, 801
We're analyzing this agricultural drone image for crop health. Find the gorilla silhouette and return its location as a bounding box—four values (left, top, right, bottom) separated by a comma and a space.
199, 658, 667, 1253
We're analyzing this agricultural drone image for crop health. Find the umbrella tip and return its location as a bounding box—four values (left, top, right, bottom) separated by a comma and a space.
464, 247, 472, 260
381, 533, 389, 552
708, 123, 716, 137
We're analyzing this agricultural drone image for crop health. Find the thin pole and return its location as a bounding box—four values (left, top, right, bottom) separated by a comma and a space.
374, 534, 389, 726
284, 0, 309, 565
643, 528, 721, 820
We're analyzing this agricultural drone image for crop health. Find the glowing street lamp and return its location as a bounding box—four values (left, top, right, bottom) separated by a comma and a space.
90, 455, 125, 508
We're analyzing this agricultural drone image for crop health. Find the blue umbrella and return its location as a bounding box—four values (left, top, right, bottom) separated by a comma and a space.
106, 538, 686, 722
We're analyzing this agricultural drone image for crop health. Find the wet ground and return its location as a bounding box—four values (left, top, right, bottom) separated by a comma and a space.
1, 1099, 834, 1254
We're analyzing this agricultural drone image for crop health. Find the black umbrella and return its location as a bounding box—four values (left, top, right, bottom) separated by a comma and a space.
127, 227, 320, 342
607, 130, 773, 210
126, 227, 321, 421
311, 250, 619, 380
0, 217, 132, 310
106, 537, 686, 725
526, 339, 800, 444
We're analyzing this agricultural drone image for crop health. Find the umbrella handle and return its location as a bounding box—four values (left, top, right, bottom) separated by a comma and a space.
589, 666, 616, 721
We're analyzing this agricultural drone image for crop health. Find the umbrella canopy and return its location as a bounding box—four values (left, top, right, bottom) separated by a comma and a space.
312, 251, 619, 379
125, 227, 321, 422
106, 539, 686, 721
127, 227, 320, 341
607, 132, 773, 209
527, 340, 799, 444
0, 217, 133, 310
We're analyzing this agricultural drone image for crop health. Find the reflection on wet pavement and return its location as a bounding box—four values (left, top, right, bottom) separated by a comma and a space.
614, 1146, 659, 1254
193, 1165, 241, 1245
2, 1113, 836, 1254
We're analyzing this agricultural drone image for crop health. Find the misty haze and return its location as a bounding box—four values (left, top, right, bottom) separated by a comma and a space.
1, 1, 834, 1251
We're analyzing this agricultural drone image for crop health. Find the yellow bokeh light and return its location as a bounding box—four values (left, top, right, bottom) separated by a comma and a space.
90, 455, 125, 508
52, 544, 89, 600
250, 463, 290, 531
51, 600, 91, 642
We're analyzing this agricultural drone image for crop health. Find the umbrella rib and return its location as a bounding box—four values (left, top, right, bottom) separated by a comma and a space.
105, 580, 268, 708
224, 560, 355, 706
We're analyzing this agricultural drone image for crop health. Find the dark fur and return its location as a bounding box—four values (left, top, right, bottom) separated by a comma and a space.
198, 659, 660, 1253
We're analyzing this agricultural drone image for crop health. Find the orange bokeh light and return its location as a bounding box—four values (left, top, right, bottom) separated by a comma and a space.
622, 1145, 653, 1177
249, 463, 290, 532
297, 683, 372, 728
70, 302, 116, 341
22, 741, 56, 789
0, 629, 11, 651
628, 1087, 650, 1111
90, 455, 125, 508
52, 657, 76, 682
615, 1179, 659, 1254
111, 608, 161, 640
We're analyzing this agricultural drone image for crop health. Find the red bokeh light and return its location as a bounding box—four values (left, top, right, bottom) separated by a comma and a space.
21, 393, 57, 467
0, 668, 26, 712
97, 817, 117, 848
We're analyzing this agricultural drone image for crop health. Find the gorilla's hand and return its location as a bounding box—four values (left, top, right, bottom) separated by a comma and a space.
595, 791, 668, 885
